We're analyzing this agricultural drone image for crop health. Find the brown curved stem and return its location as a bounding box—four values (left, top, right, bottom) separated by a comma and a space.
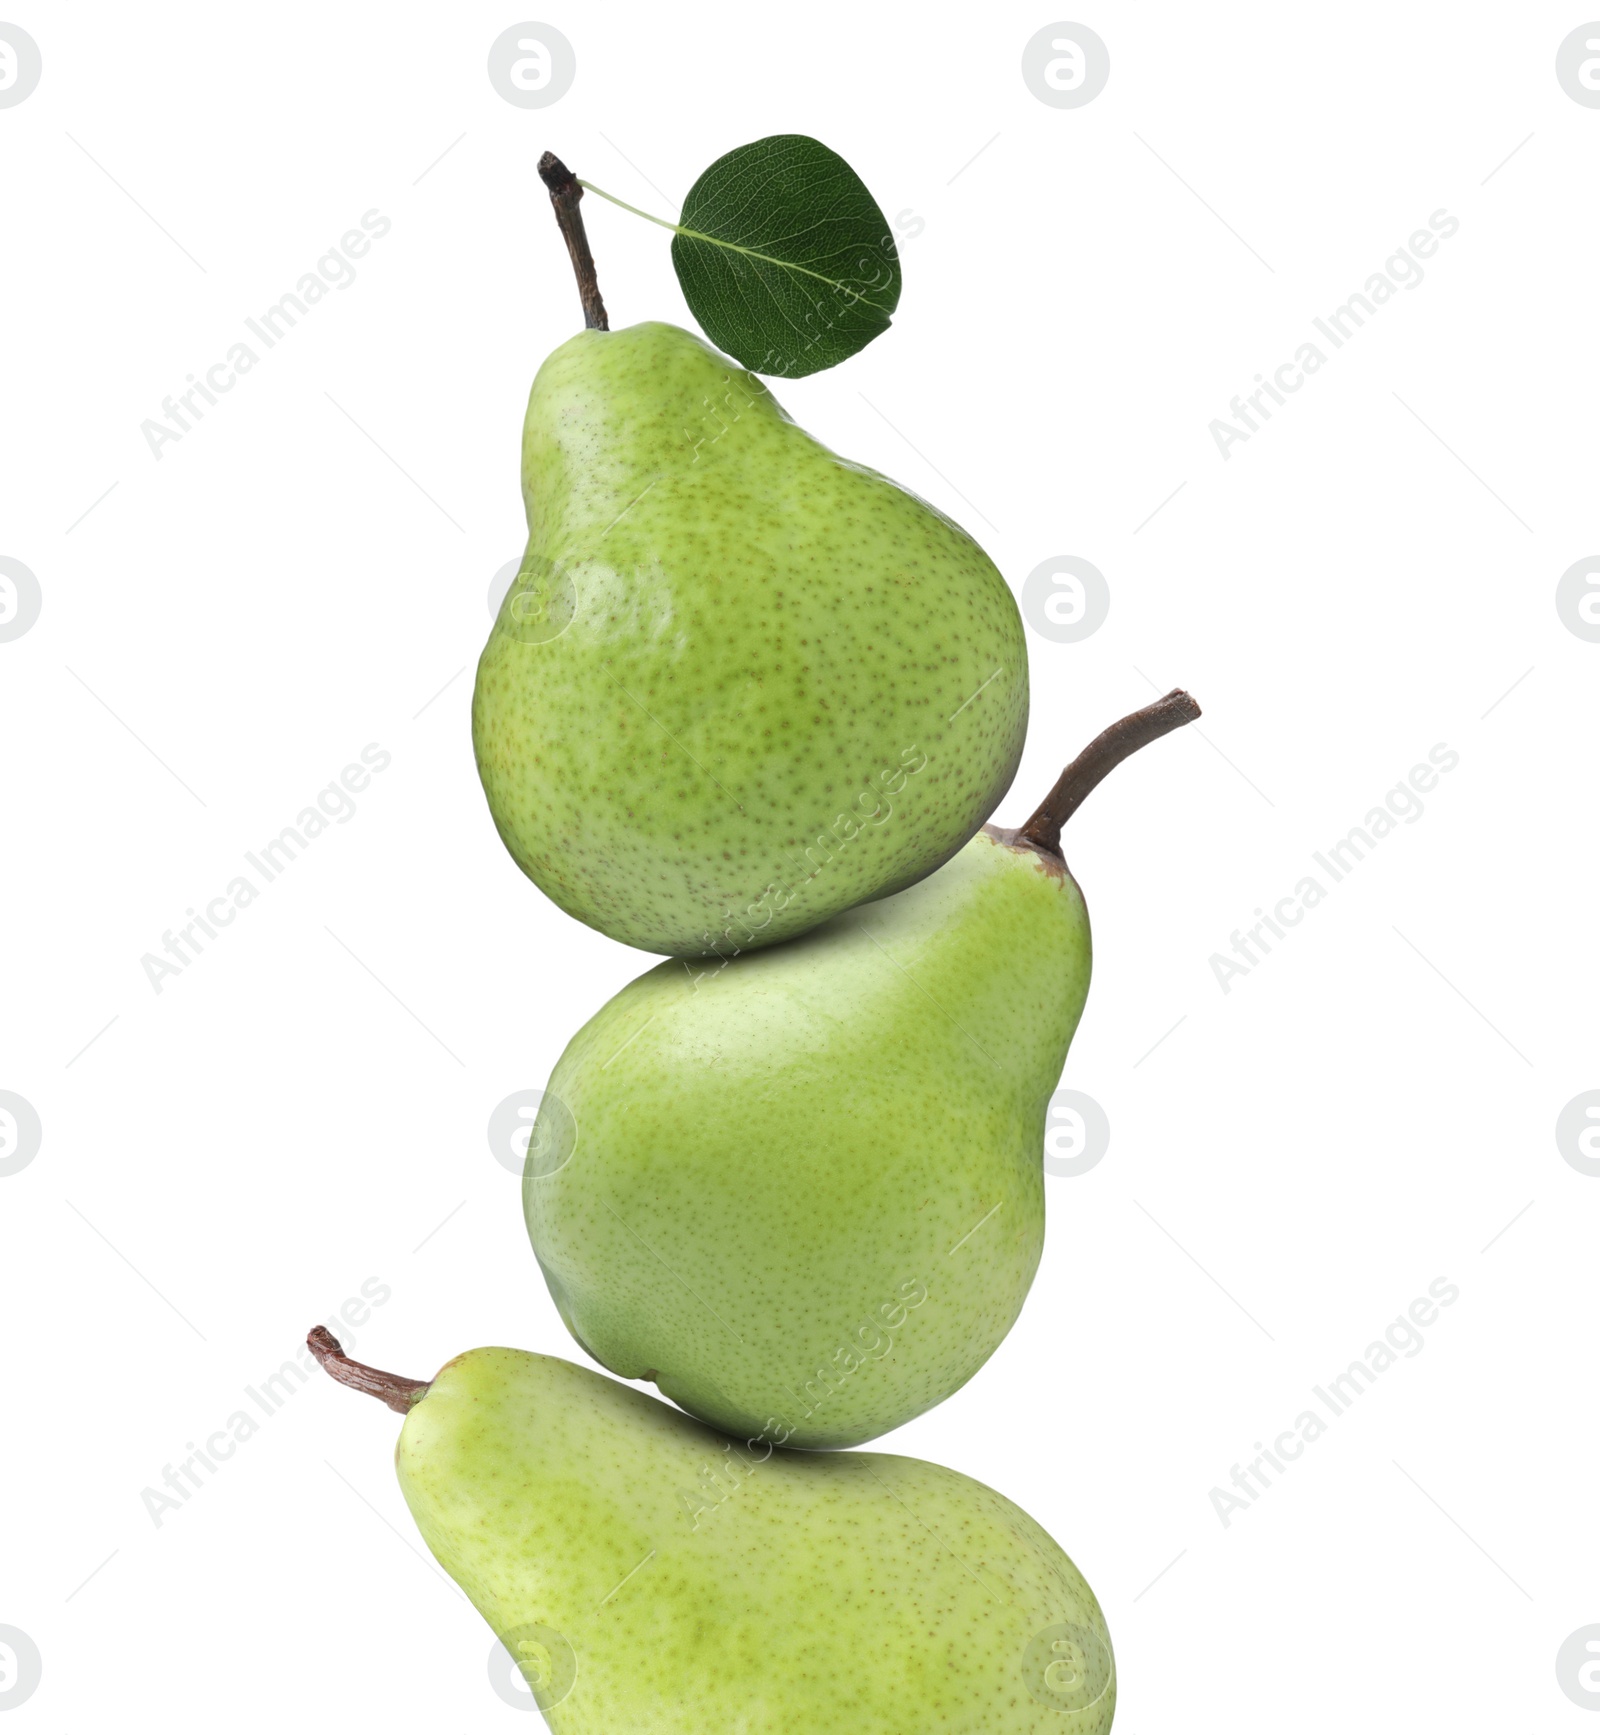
308, 1326, 429, 1415
1017, 689, 1201, 856
538, 152, 609, 331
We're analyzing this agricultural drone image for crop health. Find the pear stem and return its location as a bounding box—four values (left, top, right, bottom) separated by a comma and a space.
538, 152, 609, 331
308, 1326, 429, 1415
1017, 689, 1202, 856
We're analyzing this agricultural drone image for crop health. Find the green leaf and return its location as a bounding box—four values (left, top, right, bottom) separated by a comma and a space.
669, 135, 902, 378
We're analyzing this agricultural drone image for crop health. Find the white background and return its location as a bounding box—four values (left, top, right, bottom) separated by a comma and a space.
3, 2, 1596, 1728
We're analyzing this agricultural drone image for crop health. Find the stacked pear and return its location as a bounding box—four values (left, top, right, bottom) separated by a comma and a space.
310, 1329, 1115, 1734
525, 692, 1199, 1447
472, 320, 1029, 956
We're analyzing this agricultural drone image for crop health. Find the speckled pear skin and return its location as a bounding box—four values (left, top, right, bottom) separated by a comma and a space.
471, 321, 1028, 956
397, 1347, 1115, 1734
524, 825, 1090, 1449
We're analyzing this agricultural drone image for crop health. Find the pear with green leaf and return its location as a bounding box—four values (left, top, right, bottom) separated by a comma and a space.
472, 153, 1027, 956
524, 692, 1199, 1448
311, 1328, 1116, 1733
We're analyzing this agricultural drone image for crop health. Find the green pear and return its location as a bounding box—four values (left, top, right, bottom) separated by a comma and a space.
310, 1328, 1115, 1733
470, 315, 1028, 955
524, 692, 1199, 1447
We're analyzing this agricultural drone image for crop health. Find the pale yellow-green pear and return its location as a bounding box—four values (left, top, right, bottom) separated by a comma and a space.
310, 1329, 1115, 1734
